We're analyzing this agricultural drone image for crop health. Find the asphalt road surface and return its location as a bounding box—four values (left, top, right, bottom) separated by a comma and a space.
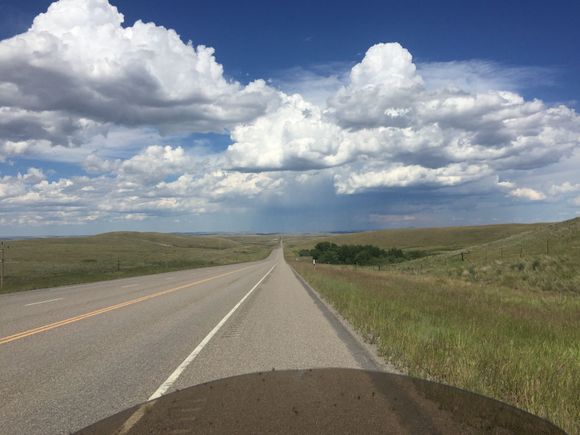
0, 245, 387, 434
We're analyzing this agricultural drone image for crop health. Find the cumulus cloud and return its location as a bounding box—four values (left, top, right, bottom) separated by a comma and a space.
226, 42, 580, 198
227, 93, 353, 170
156, 170, 284, 202
327, 43, 423, 129
0, 168, 89, 212
497, 179, 546, 201
0, 145, 288, 226
0, 0, 279, 158
1, 0, 579, 229
508, 187, 546, 201
83, 144, 194, 183
334, 163, 491, 194
549, 181, 580, 195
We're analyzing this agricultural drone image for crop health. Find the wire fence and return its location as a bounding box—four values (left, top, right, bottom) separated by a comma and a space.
447, 238, 580, 266
293, 235, 579, 274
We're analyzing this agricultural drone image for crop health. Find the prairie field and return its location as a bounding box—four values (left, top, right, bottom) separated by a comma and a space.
0, 232, 277, 293
286, 222, 546, 254
287, 218, 580, 433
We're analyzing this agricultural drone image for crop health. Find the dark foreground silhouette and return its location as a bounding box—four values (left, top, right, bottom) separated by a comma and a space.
76, 368, 565, 434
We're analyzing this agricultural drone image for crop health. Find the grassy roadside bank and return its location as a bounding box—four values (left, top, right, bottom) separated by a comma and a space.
392, 218, 580, 294
284, 222, 545, 255
0, 232, 277, 294
289, 259, 580, 434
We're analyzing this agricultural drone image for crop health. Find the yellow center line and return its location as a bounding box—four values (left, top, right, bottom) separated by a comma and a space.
0, 264, 256, 346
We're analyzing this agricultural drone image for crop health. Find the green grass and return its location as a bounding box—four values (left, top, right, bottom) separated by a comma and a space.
0, 232, 277, 293
286, 218, 580, 433
393, 218, 580, 294
290, 260, 579, 434
286, 222, 545, 254
287, 218, 580, 294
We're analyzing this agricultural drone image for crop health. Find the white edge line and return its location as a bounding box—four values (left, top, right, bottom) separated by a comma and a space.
148, 263, 276, 401
116, 263, 277, 434
24, 298, 63, 307
121, 284, 139, 288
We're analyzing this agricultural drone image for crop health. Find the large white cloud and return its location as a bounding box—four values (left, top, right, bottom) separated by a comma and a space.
328, 43, 423, 129
0, 1, 578, 229
334, 163, 491, 194
227, 93, 354, 170
226, 42, 580, 195
0, 0, 279, 158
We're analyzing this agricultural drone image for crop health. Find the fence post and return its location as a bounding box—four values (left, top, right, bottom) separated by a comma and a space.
0, 241, 4, 289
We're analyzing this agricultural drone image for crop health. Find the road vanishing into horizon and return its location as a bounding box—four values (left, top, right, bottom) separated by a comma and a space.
0, 244, 385, 434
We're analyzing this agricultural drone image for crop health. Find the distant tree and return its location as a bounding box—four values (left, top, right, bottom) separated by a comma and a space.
306, 242, 427, 266
354, 249, 372, 265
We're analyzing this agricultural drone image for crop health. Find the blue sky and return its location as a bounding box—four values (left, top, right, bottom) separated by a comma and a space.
0, 0, 579, 235
4, 0, 579, 102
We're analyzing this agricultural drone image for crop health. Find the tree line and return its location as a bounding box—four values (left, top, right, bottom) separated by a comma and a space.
299, 242, 427, 266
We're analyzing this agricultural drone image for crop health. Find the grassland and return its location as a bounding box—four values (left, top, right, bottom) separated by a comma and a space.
286, 222, 546, 254
0, 232, 277, 294
395, 218, 580, 294
286, 218, 580, 433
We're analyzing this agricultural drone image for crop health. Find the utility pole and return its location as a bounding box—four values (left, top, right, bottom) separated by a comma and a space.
1, 241, 6, 290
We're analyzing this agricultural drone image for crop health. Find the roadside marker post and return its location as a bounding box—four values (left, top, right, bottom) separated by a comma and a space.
0, 241, 6, 289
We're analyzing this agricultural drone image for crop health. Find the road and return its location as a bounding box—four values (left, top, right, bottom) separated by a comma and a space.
0, 245, 386, 434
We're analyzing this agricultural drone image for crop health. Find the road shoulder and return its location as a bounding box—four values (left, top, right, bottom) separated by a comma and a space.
288, 262, 401, 374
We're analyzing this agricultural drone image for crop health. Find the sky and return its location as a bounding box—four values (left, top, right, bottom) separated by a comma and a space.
0, 0, 579, 236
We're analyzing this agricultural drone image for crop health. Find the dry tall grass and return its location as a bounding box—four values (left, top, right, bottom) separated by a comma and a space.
0, 232, 277, 293
290, 253, 579, 433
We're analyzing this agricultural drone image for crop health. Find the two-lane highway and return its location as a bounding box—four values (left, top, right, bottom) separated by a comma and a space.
0, 246, 387, 434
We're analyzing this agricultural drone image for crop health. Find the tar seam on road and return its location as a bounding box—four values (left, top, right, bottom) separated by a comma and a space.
289, 266, 382, 371
116, 263, 277, 435
0, 264, 257, 346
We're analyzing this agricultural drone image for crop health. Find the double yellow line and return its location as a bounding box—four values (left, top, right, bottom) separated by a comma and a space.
0, 265, 254, 346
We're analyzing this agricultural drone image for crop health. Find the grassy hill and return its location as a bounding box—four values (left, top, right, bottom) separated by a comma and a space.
286, 222, 546, 254
288, 218, 580, 432
92, 232, 240, 250
287, 219, 579, 293
0, 232, 277, 293
395, 217, 580, 293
